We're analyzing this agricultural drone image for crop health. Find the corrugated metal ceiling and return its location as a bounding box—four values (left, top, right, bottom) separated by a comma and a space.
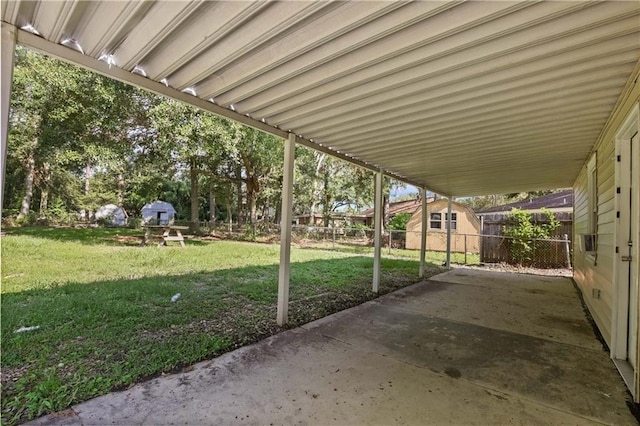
2, 1, 639, 195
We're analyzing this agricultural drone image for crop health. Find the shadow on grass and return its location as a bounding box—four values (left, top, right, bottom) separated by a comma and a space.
2, 226, 211, 247
1, 254, 444, 425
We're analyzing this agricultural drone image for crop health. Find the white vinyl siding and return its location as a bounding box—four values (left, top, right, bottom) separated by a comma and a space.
574, 149, 617, 344
573, 79, 640, 349
587, 154, 597, 235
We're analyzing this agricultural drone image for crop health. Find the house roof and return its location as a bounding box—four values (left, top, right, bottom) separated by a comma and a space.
476, 190, 574, 214
360, 198, 425, 218
2, 2, 639, 196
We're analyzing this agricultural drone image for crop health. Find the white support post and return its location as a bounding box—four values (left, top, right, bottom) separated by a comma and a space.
446, 197, 452, 268
277, 133, 296, 326
373, 171, 383, 293
1, 23, 17, 213
419, 188, 427, 278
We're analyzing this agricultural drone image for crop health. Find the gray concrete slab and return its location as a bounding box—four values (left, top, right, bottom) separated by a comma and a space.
374, 271, 601, 351
28, 268, 637, 426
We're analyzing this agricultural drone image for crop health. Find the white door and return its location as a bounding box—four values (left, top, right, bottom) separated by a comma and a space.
628, 132, 638, 369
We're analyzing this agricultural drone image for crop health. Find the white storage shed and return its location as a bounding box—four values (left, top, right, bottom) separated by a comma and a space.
141, 201, 176, 225
95, 204, 128, 226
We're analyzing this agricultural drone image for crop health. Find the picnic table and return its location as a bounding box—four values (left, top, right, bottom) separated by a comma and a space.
142, 225, 189, 247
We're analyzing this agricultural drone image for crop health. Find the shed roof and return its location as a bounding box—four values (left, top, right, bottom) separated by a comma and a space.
3, 1, 639, 196
360, 198, 425, 218
141, 201, 176, 213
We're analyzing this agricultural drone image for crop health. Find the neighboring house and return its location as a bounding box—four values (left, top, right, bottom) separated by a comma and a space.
405, 199, 481, 253
573, 99, 639, 394
141, 201, 176, 225
95, 204, 128, 226
358, 197, 432, 227
293, 214, 324, 226
476, 189, 574, 239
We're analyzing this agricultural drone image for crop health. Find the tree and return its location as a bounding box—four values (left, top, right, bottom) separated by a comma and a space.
294, 148, 376, 226
388, 212, 411, 230
149, 99, 232, 233
6, 47, 154, 222
505, 190, 562, 201
230, 125, 283, 224
457, 194, 508, 211
9, 48, 85, 218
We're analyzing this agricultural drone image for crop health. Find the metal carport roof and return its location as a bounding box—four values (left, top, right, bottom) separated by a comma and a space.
2, 0, 639, 196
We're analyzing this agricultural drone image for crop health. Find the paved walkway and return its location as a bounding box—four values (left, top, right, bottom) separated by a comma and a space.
31, 268, 636, 425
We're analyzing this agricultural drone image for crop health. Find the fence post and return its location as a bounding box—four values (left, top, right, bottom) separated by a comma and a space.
464, 234, 467, 265
563, 234, 571, 269
479, 217, 484, 263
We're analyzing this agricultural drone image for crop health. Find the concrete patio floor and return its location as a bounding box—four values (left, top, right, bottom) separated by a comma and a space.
30, 268, 637, 425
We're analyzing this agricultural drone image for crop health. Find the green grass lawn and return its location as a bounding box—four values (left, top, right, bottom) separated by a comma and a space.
302, 241, 480, 264
1, 227, 446, 425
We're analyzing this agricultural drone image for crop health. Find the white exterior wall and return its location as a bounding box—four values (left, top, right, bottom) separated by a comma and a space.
573, 65, 639, 399
574, 143, 616, 343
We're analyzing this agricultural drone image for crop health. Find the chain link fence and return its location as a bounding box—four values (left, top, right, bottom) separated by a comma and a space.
172, 222, 571, 269
180, 223, 479, 264
480, 234, 571, 268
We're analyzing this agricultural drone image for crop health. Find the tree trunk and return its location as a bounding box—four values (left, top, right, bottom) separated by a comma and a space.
17, 153, 35, 219
383, 194, 390, 229
275, 198, 281, 227
84, 162, 92, 220
262, 201, 269, 223
246, 177, 258, 224
209, 183, 216, 227
236, 166, 243, 226
38, 162, 50, 217
248, 192, 257, 224
310, 153, 326, 218
227, 203, 233, 232
189, 157, 200, 234
323, 171, 330, 227
85, 162, 91, 195
116, 166, 125, 205
39, 188, 48, 217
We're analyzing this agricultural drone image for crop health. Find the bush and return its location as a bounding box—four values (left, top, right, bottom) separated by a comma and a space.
389, 212, 411, 230
502, 208, 560, 265
15, 211, 38, 226
346, 223, 370, 238
43, 198, 76, 225
126, 217, 142, 229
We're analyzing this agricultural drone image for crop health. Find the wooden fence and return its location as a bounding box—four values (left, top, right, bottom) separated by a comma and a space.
479, 212, 572, 242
